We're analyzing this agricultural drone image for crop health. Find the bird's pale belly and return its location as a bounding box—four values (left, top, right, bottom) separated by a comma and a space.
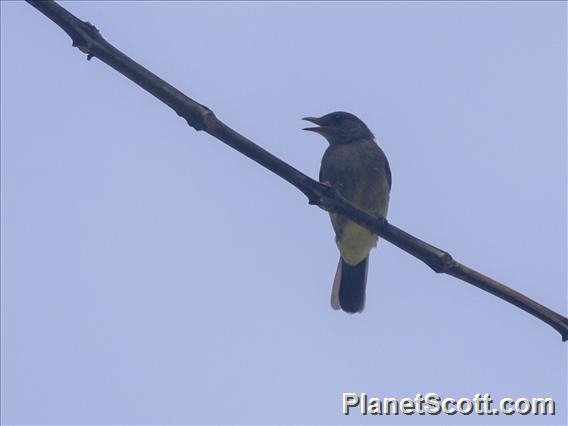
334, 220, 378, 266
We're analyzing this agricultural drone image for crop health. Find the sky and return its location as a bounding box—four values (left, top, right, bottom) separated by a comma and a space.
1, 1, 566, 425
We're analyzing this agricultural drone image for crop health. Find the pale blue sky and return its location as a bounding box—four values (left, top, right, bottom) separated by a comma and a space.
1, 1, 566, 424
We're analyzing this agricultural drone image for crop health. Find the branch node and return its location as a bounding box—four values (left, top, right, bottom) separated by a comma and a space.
431, 252, 456, 273
202, 109, 218, 131
70, 20, 102, 58
181, 105, 216, 131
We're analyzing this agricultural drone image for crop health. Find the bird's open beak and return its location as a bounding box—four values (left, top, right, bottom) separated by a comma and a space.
302, 116, 326, 133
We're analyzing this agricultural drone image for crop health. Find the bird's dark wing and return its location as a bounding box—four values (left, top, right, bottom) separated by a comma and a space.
384, 156, 392, 190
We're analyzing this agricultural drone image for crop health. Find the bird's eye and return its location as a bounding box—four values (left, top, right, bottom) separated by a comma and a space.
333, 114, 342, 123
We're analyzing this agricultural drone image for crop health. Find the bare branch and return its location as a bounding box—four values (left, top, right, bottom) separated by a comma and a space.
25, 0, 568, 341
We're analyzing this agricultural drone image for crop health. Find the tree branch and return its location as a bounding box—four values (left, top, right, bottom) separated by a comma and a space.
26, 0, 568, 341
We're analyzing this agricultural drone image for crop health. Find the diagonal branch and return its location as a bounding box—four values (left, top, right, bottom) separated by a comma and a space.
26, 0, 568, 341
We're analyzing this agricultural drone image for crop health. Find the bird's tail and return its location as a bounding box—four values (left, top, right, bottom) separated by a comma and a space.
331, 257, 368, 313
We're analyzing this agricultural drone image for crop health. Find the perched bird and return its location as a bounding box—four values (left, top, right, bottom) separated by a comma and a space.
303, 112, 391, 313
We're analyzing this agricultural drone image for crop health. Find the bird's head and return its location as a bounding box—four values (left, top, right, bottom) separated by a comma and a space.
302, 111, 374, 145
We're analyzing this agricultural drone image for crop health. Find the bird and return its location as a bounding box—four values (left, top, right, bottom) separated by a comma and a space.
303, 112, 391, 313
